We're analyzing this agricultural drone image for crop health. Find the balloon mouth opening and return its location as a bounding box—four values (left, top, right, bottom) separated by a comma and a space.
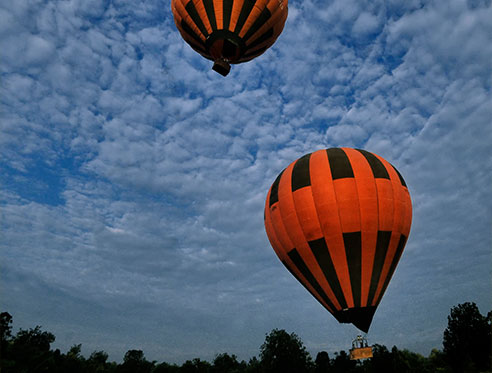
212, 59, 231, 76
334, 306, 377, 333
206, 30, 246, 75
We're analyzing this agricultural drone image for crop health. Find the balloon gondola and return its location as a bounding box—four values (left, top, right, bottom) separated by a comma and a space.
171, 0, 288, 76
349, 335, 373, 360
264, 148, 412, 333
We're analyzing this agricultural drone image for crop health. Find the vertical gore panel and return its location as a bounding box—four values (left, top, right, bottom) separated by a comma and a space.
291, 153, 311, 191
242, 8, 271, 41
185, 1, 209, 37
309, 238, 347, 310
203, 0, 217, 30
332, 178, 361, 233
292, 187, 323, 242
356, 149, 390, 179
223, 0, 234, 29
327, 148, 354, 179
269, 170, 283, 207
234, 0, 256, 33
287, 249, 337, 311
376, 234, 407, 305
367, 230, 392, 306
343, 232, 362, 307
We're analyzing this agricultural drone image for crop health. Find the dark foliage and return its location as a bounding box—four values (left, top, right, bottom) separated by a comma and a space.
1, 302, 490, 373
259, 328, 313, 373
443, 302, 492, 373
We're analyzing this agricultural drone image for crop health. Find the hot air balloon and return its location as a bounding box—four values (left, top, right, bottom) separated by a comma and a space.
264, 148, 412, 333
171, 0, 288, 76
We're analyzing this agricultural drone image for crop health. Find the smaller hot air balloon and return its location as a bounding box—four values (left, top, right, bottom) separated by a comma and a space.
264, 148, 412, 333
171, 0, 288, 76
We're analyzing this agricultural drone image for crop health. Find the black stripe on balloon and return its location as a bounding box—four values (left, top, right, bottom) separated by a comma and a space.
180, 21, 206, 50
269, 170, 284, 207
367, 230, 392, 306
343, 232, 362, 307
223, 0, 233, 30
356, 149, 390, 179
309, 238, 347, 309
376, 234, 408, 306
185, 1, 209, 37
203, 0, 217, 30
291, 153, 311, 192
234, 0, 256, 34
242, 7, 271, 41
287, 249, 337, 311
326, 148, 354, 179
391, 164, 407, 187
246, 28, 273, 49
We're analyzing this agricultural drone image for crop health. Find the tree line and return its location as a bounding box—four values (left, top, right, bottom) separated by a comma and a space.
1, 302, 490, 373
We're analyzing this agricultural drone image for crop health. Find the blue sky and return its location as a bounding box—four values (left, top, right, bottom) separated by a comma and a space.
1, 0, 491, 365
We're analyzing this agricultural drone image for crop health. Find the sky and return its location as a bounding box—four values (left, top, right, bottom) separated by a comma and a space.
1, 0, 491, 365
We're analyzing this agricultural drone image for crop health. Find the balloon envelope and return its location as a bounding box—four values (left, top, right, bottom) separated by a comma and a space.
264, 148, 412, 332
171, 0, 288, 76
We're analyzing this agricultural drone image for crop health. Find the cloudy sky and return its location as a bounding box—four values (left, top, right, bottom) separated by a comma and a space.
1, 0, 491, 365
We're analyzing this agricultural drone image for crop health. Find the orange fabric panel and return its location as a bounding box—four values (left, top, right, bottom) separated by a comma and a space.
228, 0, 244, 31
333, 178, 361, 233
212, 0, 223, 29
401, 186, 412, 237
264, 191, 287, 262
343, 148, 378, 307
309, 150, 354, 308
269, 203, 294, 258
292, 187, 324, 242
375, 179, 394, 231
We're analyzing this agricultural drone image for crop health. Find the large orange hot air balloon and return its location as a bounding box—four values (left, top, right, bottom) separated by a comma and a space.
171, 0, 288, 76
264, 148, 412, 332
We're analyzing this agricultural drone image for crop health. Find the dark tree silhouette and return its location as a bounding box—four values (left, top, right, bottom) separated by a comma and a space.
427, 348, 450, 373
390, 346, 430, 373
0, 312, 13, 342
259, 329, 313, 373
443, 302, 492, 373
7, 325, 56, 372
212, 353, 246, 372
180, 358, 212, 373
315, 351, 331, 372
331, 350, 357, 373
154, 361, 180, 373
118, 349, 154, 373
366, 344, 392, 373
